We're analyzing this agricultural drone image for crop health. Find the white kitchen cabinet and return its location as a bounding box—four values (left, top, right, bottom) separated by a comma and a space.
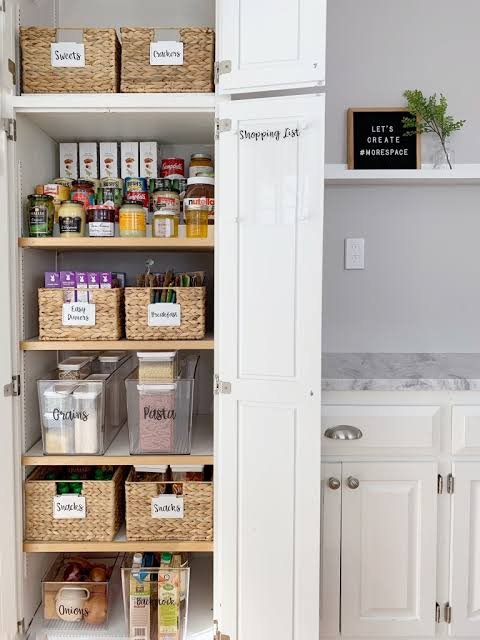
320, 463, 341, 639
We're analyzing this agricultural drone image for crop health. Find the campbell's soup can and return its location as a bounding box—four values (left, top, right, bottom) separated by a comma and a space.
125, 190, 149, 214
161, 157, 185, 179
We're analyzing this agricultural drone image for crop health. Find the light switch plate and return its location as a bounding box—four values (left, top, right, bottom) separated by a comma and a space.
345, 238, 365, 269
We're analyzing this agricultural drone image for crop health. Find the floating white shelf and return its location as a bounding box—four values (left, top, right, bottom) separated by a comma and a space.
325, 163, 480, 185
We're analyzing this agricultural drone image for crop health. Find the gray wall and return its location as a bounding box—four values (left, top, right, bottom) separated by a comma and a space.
323, 0, 480, 352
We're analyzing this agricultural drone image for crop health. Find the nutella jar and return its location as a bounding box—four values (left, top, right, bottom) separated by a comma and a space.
184, 176, 215, 225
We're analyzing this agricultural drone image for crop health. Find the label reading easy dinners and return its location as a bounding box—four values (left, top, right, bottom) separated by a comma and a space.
53, 495, 86, 519
151, 495, 184, 519
62, 303, 96, 326
147, 303, 181, 327
51, 42, 86, 67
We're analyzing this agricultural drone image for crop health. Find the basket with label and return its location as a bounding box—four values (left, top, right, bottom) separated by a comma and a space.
20, 27, 120, 94
124, 287, 206, 340
24, 466, 127, 542
120, 27, 214, 93
38, 288, 124, 341
125, 468, 213, 541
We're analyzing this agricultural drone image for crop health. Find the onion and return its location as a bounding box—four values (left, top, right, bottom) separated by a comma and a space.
89, 567, 107, 582
84, 594, 107, 625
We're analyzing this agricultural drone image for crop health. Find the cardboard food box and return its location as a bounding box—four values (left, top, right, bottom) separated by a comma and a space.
59, 143, 78, 180
79, 142, 99, 180
99, 142, 119, 179
120, 142, 139, 179
139, 142, 160, 179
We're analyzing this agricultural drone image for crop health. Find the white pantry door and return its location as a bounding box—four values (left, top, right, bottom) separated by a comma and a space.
341, 462, 437, 638
215, 94, 324, 640
320, 463, 341, 639
449, 462, 480, 637
217, 0, 326, 94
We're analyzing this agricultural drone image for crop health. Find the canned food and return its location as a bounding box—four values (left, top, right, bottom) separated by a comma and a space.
54, 178, 74, 189
124, 177, 148, 193
125, 190, 149, 213
101, 177, 123, 190
27, 194, 54, 237
161, 157, 185, 179
97, 186, 123, 208
71, 180, 95, 209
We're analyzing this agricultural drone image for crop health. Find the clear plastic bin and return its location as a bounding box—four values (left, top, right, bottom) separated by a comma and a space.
96, 351, 130, 375
125, 374, 194, 454
58, 357, 92, 380
137, 351, 178, 383
91, 355, 135, 437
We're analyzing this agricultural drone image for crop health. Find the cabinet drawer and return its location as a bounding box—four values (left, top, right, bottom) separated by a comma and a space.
322, 405, 441, 456
452, 406, 480, 455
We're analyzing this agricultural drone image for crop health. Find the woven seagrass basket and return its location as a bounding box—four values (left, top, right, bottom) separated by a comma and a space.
20, 27, 120, 93
120, 27, 214, 93
38, 288, 123, 341
125, 287, 206, 340
125, 469, 213, 541
25, 466, 127, 542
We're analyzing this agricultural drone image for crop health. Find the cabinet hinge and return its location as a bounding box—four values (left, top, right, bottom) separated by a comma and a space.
214, 59, 232, 83
0, 0, 5, 13
435, 602, 441, 623
17, 618, 25, 634
215, 118, 232, 140
8, 58, 16, 85
437, 474, 443, 494
444, 603, 452, 624
447, 473, 455, 494
4, 374, 20, 397
214, 374, 231, 395
2, 118, 16, 141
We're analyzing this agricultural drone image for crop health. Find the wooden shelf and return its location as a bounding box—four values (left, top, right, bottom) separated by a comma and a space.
21, 336, 214, 351
18, 228, 214, 252
23, 416, 213, 466
325, 163, 480, 185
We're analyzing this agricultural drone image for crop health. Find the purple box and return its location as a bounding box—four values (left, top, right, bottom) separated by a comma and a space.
75, 272, 88, 288
63, 290, 76, 303
87, 272, 100, 288
60, 271, 76, 289
99, 272, 112, 289
44, 272, 60, 288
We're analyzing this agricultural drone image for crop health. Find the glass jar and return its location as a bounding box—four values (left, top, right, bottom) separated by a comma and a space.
184, 176, 215, 224
189, 153, 214, 178
119, 203, 146, 237
58, 201, 86, 237
71, 180, 95, 209
152, 210, 179, 238
27, 194, 54, 237
152, 184, 180, 215
185, 204, 209, 238
86, 205, 115, 237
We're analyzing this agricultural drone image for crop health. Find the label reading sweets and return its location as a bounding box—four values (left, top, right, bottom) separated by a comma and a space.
150, 41, 184, 65
62, 302, 96, 326
53, 495, 86, 519
147, 303, 181, 327
151, 495, 184, 519
51, 42, 86, 67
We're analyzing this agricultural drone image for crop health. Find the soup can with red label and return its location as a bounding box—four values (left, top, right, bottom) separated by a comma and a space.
161, 157, 185, 179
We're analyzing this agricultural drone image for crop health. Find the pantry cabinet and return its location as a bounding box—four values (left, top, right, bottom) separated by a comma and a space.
320, 463, 341, 639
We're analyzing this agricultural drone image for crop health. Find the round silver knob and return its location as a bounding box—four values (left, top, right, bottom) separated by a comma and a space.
328, 477, 341, 490
347, 476, 360, 490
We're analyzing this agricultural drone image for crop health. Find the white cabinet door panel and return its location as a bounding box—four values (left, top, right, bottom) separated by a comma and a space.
452, 406, 480, 455
215, 95, 324, 640
341, 462, 437, 637
320, 463, 341, 639
218, 0, 326, 93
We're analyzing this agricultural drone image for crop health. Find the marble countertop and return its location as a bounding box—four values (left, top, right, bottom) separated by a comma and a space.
322, 353, 480, 391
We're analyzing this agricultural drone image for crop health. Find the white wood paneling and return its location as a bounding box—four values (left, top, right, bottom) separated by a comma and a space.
452, 405, 480, 455
320, 463, 341, 639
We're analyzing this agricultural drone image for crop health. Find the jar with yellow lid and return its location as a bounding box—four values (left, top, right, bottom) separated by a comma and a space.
152, 210, 179, 238
119, 203, 146, 238
185, 204, 209, 238
58, 201, 86, 237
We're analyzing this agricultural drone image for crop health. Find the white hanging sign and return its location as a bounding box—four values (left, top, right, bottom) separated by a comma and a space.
62, 303, 96, 326
147, 303, 181, 327
151, 495, 184, 519
53, 495, 86, 519
51, 42, 86, 67
150, 41, 184, 65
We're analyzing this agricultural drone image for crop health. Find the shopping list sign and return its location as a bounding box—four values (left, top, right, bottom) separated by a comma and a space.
62, 303, 96, 326
151, 495, 184, 519
53, 495, 86, 519
147, 303, 181, 327
51, 42, 86, 67
347, 108, 420, 170
150, 41, 184, 65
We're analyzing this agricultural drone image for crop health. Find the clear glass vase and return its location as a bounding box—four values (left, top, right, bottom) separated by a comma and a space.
432, 139, 455, 169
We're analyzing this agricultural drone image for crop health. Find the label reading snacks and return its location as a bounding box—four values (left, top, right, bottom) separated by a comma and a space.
62, 303, 96, 326
151, 495, 184, 519
53, 495, 86, 519
147, 303, 181, 327
149, 41, 184, 65
51, 42, 86, 67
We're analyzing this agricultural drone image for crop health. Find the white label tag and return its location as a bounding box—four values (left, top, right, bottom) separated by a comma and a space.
51, 42, 86, 67
53, 495, 86, 519
150, 41, 184, 65
147, 303, 181, 327
151, 495, 184, 519
62, 302, 96, 326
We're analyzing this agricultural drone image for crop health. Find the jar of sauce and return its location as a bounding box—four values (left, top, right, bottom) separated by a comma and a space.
86, 205, 115, 237
184, 176, 215, 224
27, 194, 54, 237
119, 203, 146, 237
189, 153, 214, 178
71, 180, 95, 209
58, 201, 86, 237
185, 204, 209, 238
152, 210, 179, 238
152, 186, 180, 215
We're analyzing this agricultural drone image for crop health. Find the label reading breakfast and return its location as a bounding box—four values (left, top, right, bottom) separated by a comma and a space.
53, 495, 86, 519
151, 495, 184, 519
62, 303, 96, 326
239, 128, 301, 142
150, 41, 184, 65
51, 42, 86, 67
147, 303, 181, 327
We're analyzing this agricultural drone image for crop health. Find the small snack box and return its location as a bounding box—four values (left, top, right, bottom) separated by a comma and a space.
42, 554, 120, 625
137, 351, 178, 382
57, 356, 92, 380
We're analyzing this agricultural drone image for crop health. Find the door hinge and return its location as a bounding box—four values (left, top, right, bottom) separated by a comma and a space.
8, 58, 16, 85
17, 618, 25, 634
214, 374, 231, 395
437, 474, 443, 495
214, 59, 232, 83
0, 0, 5, 12
435, 602, 441, 623
447, 473, 454, 494
2, 118, 16, 141
4, 374, 20, 397
215, 118, 232, 140
444, 602, 452, 624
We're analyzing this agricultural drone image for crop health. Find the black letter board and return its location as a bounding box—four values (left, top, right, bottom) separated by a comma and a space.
347, 108, 420, 170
